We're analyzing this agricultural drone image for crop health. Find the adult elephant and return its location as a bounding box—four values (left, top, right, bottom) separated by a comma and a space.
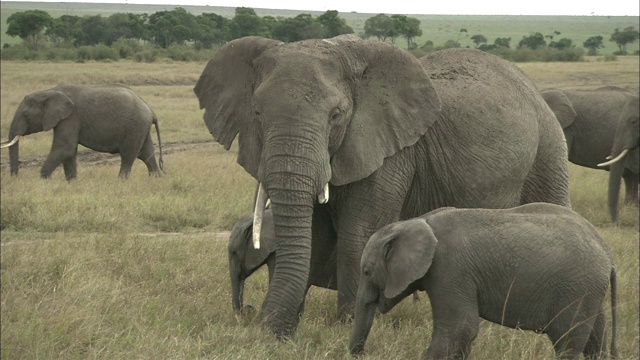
541, 86, 639, 209
194, 35, 570, 338
598, 95, 640, 222
1, 84, 164, 180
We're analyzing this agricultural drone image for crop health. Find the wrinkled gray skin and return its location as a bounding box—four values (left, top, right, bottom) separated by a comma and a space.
6, 84, 163, 180
229, 206, 419, 314
604, 95, 639, 223
350, 203, 617, 360
195, 35, 570, 338
541, 87, 639, 221
228, 206, 337, 314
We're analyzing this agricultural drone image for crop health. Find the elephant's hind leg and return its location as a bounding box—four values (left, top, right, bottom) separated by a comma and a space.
520, 128, 571, 207
118, 154, 136, 179
582, 310, 609, 360
138, 134, 160, 176
546, 315, 594, 359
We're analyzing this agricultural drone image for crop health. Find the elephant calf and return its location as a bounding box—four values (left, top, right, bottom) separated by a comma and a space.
350, 203, 617, 360
228, 208, 337, 314
2, 84, 163, 180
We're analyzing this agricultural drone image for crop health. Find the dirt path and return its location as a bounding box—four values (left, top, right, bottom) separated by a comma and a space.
0, 140, 215, 170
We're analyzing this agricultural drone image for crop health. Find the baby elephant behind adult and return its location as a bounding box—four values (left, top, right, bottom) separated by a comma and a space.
3, 84, 163, 180
228, 207, 337, 314
350, 203, 617, 359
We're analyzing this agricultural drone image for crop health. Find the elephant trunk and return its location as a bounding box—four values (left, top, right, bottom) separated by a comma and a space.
229, 257, 245, 313
607, 162, 624, 223
350, 283, 378, 355
258, 185, 314, 339
257, 137, 325, 339
8, 133, 21, 176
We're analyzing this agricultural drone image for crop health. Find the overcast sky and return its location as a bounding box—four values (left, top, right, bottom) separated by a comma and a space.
15, 0, 640, 16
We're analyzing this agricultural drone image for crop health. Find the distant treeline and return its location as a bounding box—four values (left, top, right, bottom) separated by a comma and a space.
2, 7, 638, 62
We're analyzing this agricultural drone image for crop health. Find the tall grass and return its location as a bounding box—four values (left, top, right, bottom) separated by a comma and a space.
1, 58, 638, 359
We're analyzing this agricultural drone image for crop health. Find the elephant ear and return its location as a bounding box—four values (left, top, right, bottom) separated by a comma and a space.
330, 39, 442, 185
42, 90, 74, 131
194, 36, 282, 179
540, 89, 577, 129
244, 209, 276, 270
384, 218, 438, 299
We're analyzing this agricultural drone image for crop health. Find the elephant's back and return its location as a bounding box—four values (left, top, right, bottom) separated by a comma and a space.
420, 48, 538, 98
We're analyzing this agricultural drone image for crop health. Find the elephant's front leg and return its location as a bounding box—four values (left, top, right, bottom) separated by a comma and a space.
623, 173, 639, 205
334, 154, 414, 321
41, 125, 80, 179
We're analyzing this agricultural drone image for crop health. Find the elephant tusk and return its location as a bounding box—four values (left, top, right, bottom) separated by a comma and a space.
0, 135, 21, 149
605, 155, 612, 160
253, 182, 269, 249
318, 183, 330, 204
598, 149, 629, 167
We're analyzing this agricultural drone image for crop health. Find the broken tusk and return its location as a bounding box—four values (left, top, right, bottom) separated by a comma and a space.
318, 183, 329, 204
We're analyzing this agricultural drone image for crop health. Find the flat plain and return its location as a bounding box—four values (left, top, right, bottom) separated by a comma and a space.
0, 54, 638, 359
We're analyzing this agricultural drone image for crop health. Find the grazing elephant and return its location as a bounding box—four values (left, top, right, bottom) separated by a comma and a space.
350, 203, 617, 360
194, 35, 570, 338
1, 84, 164, 179
541, 86, 639, 213
229, 206, 337, 314
598, 95, 640, 222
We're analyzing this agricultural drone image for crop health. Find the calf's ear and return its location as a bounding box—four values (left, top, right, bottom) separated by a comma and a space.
384, 218, 438, 298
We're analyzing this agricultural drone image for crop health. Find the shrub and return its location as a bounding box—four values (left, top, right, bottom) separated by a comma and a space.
44, 47, 78, 61
133, 49, 158, 63
0, 44, 41, 60
113, 38, 144, 59
490, 47, 584, 62
77, 44, 119, 61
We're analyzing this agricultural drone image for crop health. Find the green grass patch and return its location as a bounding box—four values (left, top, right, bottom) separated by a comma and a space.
0, 54, 638, 359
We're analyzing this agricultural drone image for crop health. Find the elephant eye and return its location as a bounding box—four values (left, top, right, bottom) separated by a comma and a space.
363, 268, 371, 278
329, 108, 343, 123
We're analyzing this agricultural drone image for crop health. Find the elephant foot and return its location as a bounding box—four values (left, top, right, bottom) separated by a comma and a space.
239, 304, 257, 315
260, 311, 299, 341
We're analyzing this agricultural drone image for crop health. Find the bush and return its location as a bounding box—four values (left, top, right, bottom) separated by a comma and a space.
77, 44, 119, 61
45, 47, 78, 61
0, 44, 41, 60
489, 47, 584, 62
133, 49, 158, 63
113, 38, 145, 59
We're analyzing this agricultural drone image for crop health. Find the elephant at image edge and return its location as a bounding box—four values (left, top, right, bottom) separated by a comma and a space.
349, 203, 617, 359
194, 35, 570, 338
228, 206, 337, 314
541, 87, 639, 221
2, 84, 164, 180
598, 95, 640, 223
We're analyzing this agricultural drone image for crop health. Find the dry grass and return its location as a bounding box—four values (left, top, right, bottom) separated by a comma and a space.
1, 56, 638, 359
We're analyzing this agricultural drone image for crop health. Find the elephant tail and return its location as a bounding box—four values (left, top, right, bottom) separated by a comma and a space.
153, 115, 164, 173
609, 266, 618, 358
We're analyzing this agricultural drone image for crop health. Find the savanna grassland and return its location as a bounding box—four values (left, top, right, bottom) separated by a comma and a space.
1, 54, 639, 359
